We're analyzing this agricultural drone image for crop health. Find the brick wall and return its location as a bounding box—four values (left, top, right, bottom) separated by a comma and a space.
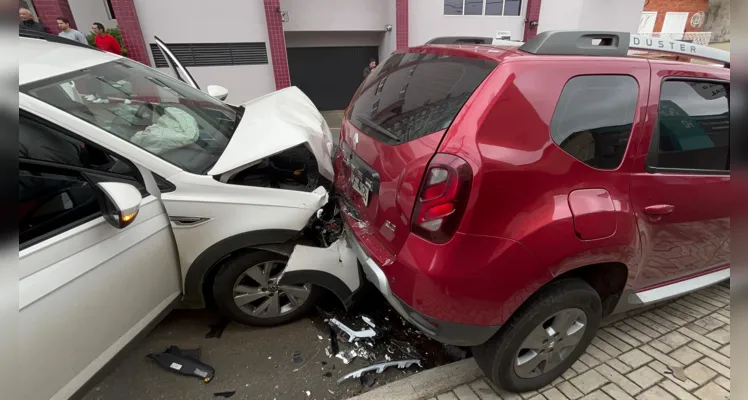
33, 0, 77, 34
644, 0, 709, 33
108, 0, 150, 66
264, 0, 291, 90
524, 0, 542, 41
396, 0, 408, 49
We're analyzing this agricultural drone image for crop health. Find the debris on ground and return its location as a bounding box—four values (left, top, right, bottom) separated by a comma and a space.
665, 365, 688, 381
361, 316, 376, 328
213, 391, 236, 398
337, 359, 423, 384
359, 374, 376, 388
329, 318, 377, 342
328, 325, 340, 354
292, 350, 304, 364
205, 318, 230, 339
147, 346, 215, 383
308, 289, 470, 393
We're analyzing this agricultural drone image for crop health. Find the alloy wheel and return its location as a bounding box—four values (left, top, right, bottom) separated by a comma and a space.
513, 308, 588, 379
232, 260, 311, 318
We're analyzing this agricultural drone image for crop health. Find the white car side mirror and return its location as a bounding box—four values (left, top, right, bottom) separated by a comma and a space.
207, 85, 229, 101
96, 182, 142, 229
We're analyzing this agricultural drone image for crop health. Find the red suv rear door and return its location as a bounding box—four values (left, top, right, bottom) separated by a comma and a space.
334, 50, 498, 259
630, 63, 730, 289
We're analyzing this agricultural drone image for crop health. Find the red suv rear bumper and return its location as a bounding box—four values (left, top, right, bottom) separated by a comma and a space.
341, 203, 550, 347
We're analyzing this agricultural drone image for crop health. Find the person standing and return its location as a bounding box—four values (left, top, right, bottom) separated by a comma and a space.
363, 59, 377, 79
19, 8, 45, 33
57, 17, 88, 45
92, 22, 122, 55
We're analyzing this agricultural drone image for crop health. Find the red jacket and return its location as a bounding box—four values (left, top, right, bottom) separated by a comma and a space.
94, 34, 122, 55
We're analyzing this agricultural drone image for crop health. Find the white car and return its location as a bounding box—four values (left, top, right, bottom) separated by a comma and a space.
19, 31, 360, 399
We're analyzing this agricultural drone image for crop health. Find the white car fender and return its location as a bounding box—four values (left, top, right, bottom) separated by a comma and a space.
279, 234, 361, 308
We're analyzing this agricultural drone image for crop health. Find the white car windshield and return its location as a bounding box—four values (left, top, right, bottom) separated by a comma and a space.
22, 59, 241, 174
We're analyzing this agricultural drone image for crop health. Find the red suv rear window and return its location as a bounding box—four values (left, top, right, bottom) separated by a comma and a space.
347, 53, 497, 145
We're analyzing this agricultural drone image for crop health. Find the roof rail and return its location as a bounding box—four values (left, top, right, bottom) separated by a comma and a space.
519, 30, 730, 67
426, 36, 492, 45
20, 28, 102, 53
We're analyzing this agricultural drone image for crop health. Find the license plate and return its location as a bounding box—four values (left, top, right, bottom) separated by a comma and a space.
350, 170, 370, 206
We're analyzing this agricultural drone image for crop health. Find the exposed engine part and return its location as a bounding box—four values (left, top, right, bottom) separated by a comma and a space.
336, 359, 423, 384
225, 144, 325, 192
309, 197, 343, 247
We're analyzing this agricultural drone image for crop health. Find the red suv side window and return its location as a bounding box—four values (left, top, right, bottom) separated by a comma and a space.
550, 75, 639, 170
647, 80, 730, 172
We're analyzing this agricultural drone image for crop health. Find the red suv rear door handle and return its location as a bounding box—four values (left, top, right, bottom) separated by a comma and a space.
644, 204, 675, 216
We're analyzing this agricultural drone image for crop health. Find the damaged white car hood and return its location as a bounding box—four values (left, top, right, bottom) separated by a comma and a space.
206, 86, 335, 180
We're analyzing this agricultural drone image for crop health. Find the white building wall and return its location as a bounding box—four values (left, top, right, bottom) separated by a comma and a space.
538, 0, 645, 34
280, 0, 395, 63
380, 0, 397, 62
280, 0, 387, 31
408, 0, 527, 45
285, 31, 384, 48
132, 0, 275, 103
69, 0, 117, 35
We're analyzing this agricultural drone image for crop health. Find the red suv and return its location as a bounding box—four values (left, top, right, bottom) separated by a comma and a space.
333, 31, 730, 392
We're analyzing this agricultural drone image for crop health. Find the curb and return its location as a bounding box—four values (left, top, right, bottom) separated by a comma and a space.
345, 358, 483, 400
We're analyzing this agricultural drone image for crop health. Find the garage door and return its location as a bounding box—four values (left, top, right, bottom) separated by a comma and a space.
287, 46, 379, 111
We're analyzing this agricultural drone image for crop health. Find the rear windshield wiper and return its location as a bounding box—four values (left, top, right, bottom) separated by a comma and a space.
354, 115, 401, 143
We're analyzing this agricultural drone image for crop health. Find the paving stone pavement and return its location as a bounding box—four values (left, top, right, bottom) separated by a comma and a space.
430, 281, 730, 400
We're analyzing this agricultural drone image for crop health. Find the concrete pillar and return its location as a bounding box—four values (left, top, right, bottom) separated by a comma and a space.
396, 0, 409, 49
108, 0, 151, 66
32, 0, 77, 34
524, 0, 542, 41
264, 0, 291, 90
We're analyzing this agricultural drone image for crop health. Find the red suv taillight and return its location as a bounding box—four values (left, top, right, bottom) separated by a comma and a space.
411, 154, 473, 244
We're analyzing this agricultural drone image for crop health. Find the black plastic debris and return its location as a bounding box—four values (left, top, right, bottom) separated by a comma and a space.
148, 346, 215, 383
205, 318, 230, 339
359, 374, 376, 388
213, 391, 236, 398
292, 350, 304, 364
328, 325, 339, 355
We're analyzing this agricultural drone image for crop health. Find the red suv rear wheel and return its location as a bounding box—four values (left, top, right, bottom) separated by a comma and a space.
473, 279, 602, 392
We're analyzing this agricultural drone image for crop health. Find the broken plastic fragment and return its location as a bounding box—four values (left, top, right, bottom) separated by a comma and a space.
329, 318, 377, 342
337, 359, 422, 384
335, 349, 357, 364
361, 316, 376, 328
147, 346, 215, 383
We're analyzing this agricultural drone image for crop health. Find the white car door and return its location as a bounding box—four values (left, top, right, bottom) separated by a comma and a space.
18, 113, 182, 400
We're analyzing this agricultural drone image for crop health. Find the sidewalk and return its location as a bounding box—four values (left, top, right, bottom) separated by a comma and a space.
351, 281, 730, 400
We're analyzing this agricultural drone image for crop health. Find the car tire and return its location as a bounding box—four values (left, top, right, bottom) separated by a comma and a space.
212, 250, 321, 327
473, 279, 602, 393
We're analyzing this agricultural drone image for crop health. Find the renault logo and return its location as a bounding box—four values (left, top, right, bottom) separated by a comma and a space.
353, 132, 359, 150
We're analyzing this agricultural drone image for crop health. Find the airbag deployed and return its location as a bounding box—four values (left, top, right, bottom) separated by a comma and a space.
130, 107, 199, 153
